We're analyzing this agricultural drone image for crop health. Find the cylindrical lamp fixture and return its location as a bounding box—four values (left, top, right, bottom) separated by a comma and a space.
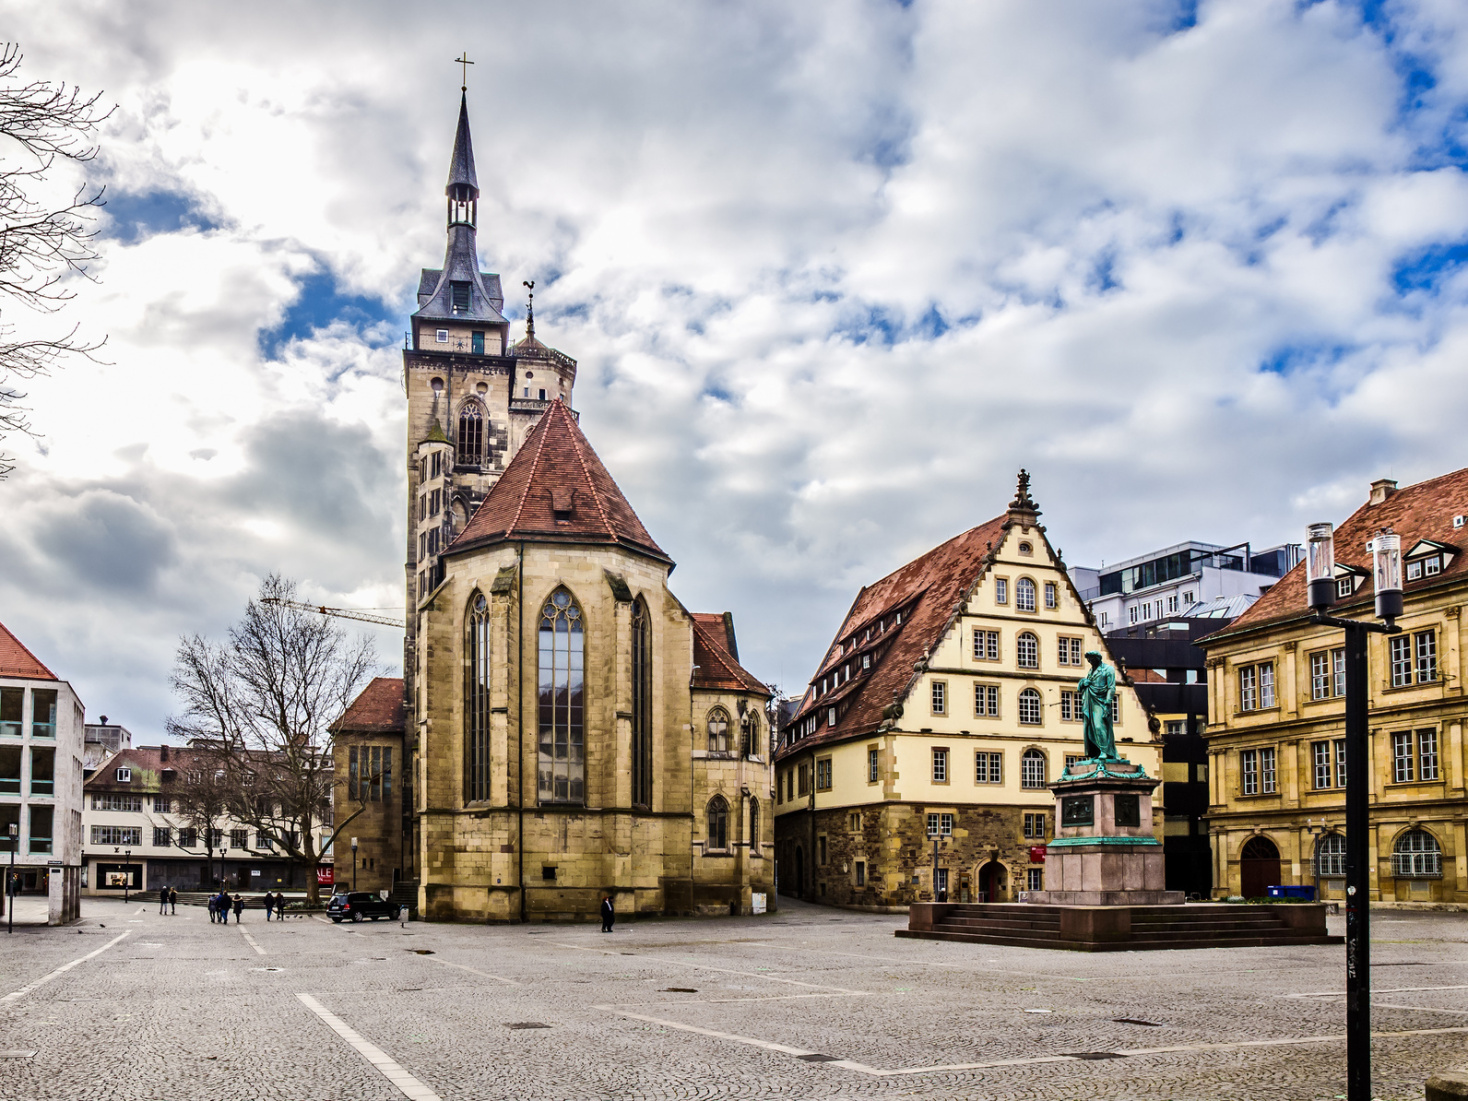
1306, 523, 1336, 610
1373, 530, 1403, 621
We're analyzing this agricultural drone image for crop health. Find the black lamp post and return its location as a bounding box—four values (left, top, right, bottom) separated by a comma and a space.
218, 844, 228, 889
6, 823, 16, 934
123, 848, 132, 904
1305, 521, 1401, 1101
351, 837, 359, 891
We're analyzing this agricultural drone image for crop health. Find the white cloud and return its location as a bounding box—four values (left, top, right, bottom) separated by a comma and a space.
4, 0, 1468, 728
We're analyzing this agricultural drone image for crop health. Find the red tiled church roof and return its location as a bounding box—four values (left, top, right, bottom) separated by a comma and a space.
1206, 469, 1468, 643
0, 621, 56, 680
333, 677, 406, 734
691, 613, 769, 695
448, 399, 668, 563
780, 514, 1011, 756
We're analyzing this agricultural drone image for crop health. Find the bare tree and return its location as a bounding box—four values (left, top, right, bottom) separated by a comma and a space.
168, 575, 379, 904
164, 755, 233, 888
0, 43, 110, 474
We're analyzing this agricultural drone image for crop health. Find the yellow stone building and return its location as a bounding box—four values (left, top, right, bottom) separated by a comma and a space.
414, 401, 773, 922
773, 475, 1160, 907
1199, 471, 1468, 903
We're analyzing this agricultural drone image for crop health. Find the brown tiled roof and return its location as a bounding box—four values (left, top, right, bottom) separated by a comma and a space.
0, 621, 56, 680
447, 399, 669, 563
778, 515, 1011, 758
691, 613, 769, 695
333, 677, 406, 734
84, 745, 207, 792
1204, 469, 1468, 644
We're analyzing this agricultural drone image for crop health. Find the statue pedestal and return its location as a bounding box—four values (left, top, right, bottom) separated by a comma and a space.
1026, 758, 1183, 906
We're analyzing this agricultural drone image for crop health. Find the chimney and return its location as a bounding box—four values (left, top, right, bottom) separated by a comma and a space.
1369, 478, 1398, 506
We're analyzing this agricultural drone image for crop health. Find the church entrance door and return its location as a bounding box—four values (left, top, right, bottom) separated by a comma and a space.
794, 846, 804, 898
978, 861, 1005, 903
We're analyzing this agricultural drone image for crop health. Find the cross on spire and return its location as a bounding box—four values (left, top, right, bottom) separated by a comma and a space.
454, 51, 474, 92
523, 280, 535, 338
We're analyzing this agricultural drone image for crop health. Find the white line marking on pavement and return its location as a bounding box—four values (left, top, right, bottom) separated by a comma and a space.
313, 914, 363, 936
1283, 984, 1468, 998
419, 956, 520, 985
551, 942, 866, 994
296, 993, 440, 1101
1, 932, 130, 1004
240, 930, 266, 956
597, 1007, 1468, 1078
1372, 1003, 1468, 1015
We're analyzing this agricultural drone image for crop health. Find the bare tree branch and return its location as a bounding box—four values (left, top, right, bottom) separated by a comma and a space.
168, 575, 381, 904
0, 43, 111, 474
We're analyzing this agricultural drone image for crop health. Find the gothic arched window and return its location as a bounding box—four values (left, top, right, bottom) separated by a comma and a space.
538, 588, 585, 803
465, 593, 491, 802
748, 797, 760, 853
457, 400, 485, 465
707, 708, 730, 753
707, 795, 729, 851
740, 710, 759, 758
631, 597, 652, 808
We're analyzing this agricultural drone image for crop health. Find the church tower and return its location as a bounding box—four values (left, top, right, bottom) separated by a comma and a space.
403, 92, 578, 710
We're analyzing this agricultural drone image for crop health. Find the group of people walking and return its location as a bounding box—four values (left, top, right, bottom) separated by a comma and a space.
153, 885, 291, 922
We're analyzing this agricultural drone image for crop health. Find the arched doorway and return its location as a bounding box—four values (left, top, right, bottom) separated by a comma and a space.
1240, 835, 1281, 899
978, 861, 1006, 903
794, 846, 804, 899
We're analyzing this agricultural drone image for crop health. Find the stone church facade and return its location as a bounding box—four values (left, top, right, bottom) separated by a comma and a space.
402, 95, 773, 922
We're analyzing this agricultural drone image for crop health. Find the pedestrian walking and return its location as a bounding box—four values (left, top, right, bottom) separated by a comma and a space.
600, 894, 615, 933
218, 891, 229, 925
207, 892, 217, 923
158, 885, 168, 915
262, 892, 274, 921
232, 894, 243, 923
274, 891, 286, 919
169, 887, 177, 915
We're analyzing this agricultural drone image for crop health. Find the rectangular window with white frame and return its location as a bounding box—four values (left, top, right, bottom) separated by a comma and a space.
1312, 740, 1333, 789
931, 747, 949, 784
1238, 663, 1274, 711
1057, 637, 1082, 666
1168, 594, 1179, 614
926, 812, 953, 837
1044, 581, 1058, 609
1392, 731, 1414, 783
1027, 867, 1043, 891
867, 745, 879, 783
975, 751, 1002, 784
1419, 728, 1439, 780
1390, 635, 1413, 687
994, 578, 1008, 605
974, 629, 999, 661
975, 683, 1000, 718
931, 680, 946, 715
1260, 746, 1277, 794
1060, 690, 1078, 721
1416, 631, 1437, 683
1335, 738, 1347, 787
1240, 749, 1259, 796
816, 757, 832, 791
1023, 812, 1046, 838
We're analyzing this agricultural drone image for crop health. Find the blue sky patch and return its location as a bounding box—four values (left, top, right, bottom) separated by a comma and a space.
1391, 241, 1468, 296
1260, 341, 1352, 375
258, 268, 397, 360
101, 187, 218, 244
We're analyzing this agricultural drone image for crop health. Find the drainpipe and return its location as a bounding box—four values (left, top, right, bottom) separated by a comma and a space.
517, 541, 526, 924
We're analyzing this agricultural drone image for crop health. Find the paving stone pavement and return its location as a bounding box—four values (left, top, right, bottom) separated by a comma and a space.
0, 896, 1462, 1100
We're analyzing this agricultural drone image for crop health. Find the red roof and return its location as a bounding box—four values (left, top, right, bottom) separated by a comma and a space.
333, 677, 406, 734
779, 514, 1011, 757
0, 621, 57, 680
1207, 469, 1468, 643
448, 399, 669, 563
691, 613, 769, 695
84, 745, 207, 791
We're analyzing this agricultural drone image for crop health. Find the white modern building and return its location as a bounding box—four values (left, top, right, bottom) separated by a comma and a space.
82, 744, 335, 896
83, 718, 133, 778
0, 621, 85, 924
1070, 541, 1301, 633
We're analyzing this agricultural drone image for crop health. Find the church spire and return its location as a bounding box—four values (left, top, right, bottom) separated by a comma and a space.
445, 91, 479, 228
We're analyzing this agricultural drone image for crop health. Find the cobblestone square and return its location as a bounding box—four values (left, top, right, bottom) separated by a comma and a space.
0, 897, 1463, 1100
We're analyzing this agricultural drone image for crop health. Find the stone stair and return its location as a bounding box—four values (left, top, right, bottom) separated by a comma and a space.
897, 902, 1341, 951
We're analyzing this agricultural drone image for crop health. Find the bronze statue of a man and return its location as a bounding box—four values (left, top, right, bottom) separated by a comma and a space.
1077, 650, 1119, 760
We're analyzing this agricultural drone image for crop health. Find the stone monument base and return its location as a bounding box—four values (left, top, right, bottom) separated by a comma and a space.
1027, 889, 1185, 906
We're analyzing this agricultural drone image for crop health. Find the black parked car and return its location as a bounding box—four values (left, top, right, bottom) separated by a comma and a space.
327, 891, 401, 923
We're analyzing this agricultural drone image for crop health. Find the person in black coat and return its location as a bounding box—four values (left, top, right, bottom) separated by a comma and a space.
274, 891, 286, 918
217, 891, 229, 925
207, 893, 217, 923
600, 894, 615, 933
168, 887, 177, 915
232, 894, 243, 923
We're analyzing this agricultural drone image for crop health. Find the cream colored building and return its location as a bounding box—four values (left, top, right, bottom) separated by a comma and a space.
1200, 472, 1468, 903
773, 475, 1160, 908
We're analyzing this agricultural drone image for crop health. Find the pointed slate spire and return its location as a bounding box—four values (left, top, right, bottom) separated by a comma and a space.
446, 91, 479, 197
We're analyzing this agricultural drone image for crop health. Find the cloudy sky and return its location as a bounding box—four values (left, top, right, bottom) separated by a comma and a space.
4, 0, 1468, 734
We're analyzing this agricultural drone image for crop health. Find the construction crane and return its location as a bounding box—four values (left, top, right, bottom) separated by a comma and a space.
259, 597, 404, 629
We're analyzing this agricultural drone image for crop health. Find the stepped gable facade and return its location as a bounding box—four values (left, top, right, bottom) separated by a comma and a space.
414, 395, 772, 922
774, 475, 1159, 909
330, 677, 408, 896
1199, 470, 1468, 902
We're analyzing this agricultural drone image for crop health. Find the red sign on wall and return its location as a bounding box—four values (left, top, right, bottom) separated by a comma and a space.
1029, 845, 1047, 864
316, 865, 335, 886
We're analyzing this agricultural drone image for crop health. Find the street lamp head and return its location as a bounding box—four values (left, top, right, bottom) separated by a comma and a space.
1371, 529, 1403, 622
1306, 523, 1336, 611
6, 824, 16, 839
351, 837, 358, 852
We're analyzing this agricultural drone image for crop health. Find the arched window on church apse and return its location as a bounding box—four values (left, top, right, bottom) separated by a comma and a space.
465, 592, 491, 802
538, 587, 585, 803
631, 597, 652, 808
457, 399, 485, 465
706, 795, 729, 851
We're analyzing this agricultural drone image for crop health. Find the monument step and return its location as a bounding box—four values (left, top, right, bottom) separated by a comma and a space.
896, 928, 1339, 952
